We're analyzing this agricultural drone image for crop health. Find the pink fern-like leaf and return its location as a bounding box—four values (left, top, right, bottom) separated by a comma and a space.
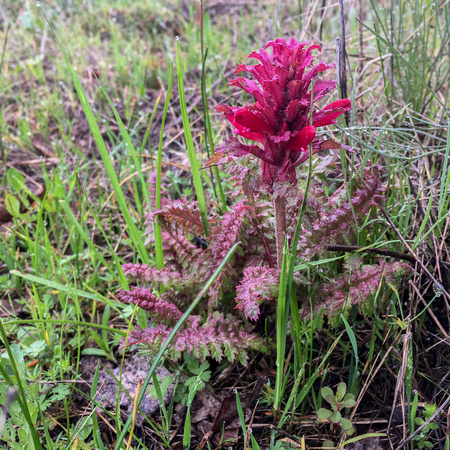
122, 313, 267, 365
121, 263, 195, 292
303, 260, 411, 327
235, 266, 280, 320
148, 196, 204, 235
117, 287, 184, 325
161, 225, 205, 272
297, 167, 385, 260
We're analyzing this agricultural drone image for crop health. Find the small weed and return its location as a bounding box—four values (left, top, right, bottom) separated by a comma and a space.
413, 402, 440, 449
317, 382, 356, 445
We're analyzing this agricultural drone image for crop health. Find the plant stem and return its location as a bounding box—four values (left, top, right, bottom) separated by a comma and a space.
274, 195, 287, 269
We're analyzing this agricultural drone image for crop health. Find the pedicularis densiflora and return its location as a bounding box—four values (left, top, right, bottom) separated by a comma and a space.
117, 38, 410, 364
216, 38, 351, 267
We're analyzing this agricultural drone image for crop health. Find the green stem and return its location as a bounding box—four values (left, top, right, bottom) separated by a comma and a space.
274, 195, 287, 269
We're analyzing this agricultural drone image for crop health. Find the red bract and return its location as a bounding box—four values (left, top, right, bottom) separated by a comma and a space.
216, 38, 351, 188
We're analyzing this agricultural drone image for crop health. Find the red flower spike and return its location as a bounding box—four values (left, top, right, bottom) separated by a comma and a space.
313, 99, 352, 127
288, 125, 316, 152
234, 109, 273, 133
216, 37, 352, 189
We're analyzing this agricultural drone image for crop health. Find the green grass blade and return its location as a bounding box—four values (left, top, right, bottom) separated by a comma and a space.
0, 238, 15, 271
40, 7, 150, 264
10, 270, 124, 311
183, 406, 192, 449
77, 180, 129, 289
151, 372, 169, 434
359, 19, 449, 116
294, 333, 343, 410
235, 390, 247, 438
437, 122, 450, 219
0, 322, 43, 449
342, 433, 387, 447
412, 188, 435, 250
95, 79, 152, 213
176, 39, 210, 236
201, 47, 227, 212
114, 241, 240, 449
33, 154, 68, 271
59, 200, 111, 270
91, 363, 106, 450
341, 315, 359, 393
140, 91, 162, 155
274, 239, 290, 414
155, 64, 174, 270
3, 319, 127, 336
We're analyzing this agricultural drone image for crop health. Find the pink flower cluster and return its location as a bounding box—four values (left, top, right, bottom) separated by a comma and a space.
217, 38, 351, 188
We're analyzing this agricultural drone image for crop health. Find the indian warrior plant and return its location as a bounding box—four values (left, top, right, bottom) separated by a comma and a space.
117, 38, 411, 364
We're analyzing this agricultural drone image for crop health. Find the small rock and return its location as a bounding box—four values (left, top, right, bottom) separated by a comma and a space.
79, 354, 174, 425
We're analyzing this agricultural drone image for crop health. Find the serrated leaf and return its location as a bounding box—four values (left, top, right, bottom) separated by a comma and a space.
49, 384, 70, 402
17, 428, 28, 444
317, 408, 333, 420
201, 371, 211, 382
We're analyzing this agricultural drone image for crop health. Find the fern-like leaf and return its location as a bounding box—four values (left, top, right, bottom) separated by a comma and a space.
118, 287, 183, 325
122, 313, 267, 365
297, 168, 385, 260
303, 260, 411, 327
148, 196, 204, 235
235, 266, 280, 320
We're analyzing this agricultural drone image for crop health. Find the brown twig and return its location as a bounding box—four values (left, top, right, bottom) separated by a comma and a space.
337, 0, 350, 127
125, 376, 143, 450
357, 0, 364, 79
269, 425, 304, 448
319, 0, 326, 42
387, 325, 412, 449
395, 394, 450, 450
409, 280, 449, 339
325, 244, 416, 263
377, 203, 450, 302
